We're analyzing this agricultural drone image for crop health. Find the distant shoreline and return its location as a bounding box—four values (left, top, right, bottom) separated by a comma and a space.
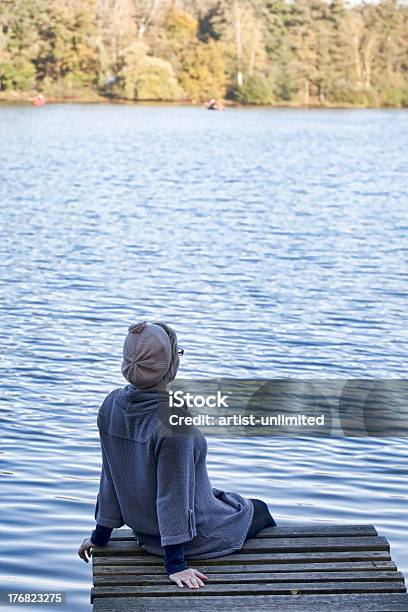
0, 94, 406, 110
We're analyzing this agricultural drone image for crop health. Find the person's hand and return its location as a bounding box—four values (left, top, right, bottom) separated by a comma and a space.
78, 537, 101, 563
169, 567, 208, 588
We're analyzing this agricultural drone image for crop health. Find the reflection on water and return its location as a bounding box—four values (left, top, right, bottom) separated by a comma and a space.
0, 105, 407, 610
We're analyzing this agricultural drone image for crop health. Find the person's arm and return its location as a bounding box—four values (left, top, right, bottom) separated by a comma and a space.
156, 436, 208, 589
156, 433, 197, 547
95, 438, 125, 529
90, 524, 113, 547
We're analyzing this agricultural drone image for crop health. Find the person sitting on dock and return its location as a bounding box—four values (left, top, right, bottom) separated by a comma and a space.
78, 321, 276, 589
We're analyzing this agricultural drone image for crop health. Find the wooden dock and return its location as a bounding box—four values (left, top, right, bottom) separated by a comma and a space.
91, 524, 408, 610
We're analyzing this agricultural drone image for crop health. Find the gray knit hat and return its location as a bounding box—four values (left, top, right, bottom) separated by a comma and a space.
121, 321, 172, 389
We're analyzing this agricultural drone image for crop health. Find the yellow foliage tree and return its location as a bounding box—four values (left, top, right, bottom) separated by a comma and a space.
163, 8, 227, 100
119, 42, 182, 100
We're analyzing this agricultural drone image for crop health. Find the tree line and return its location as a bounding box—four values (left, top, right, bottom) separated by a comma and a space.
1, 0, 407, 106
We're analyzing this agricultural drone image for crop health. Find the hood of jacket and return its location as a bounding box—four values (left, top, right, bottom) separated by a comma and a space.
98, 385, 170, 443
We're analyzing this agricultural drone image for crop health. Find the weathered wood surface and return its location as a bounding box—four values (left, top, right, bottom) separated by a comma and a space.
93, 560, 398, 576
91, 523, 407, 611
92, 579, 406, 594
94, 570, 404, 586
92, 594, 408, 611
97, 536, 389, 556
93, 550, 393, 566
109, 525, 378, 540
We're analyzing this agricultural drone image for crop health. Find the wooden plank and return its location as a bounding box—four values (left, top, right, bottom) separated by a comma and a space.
92, 536, 389, 557
93, 560, 398, 576
91, 581, 406, 601
241, 536, 389, 553
92, 550, 392, 566
94, 536, 389, 557
110, 524, 378, 541
91, 593, 408, 611
93, 524, 405, 611
94, 570, 404, 587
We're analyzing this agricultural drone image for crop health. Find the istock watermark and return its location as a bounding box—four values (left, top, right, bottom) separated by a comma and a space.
169, 390, 229, 409
158, 378, 408, 437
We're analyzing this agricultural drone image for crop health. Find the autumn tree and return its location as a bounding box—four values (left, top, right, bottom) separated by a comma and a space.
1, 0, 407, 106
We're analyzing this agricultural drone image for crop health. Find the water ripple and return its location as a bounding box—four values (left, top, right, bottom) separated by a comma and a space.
0, 106, 407, 610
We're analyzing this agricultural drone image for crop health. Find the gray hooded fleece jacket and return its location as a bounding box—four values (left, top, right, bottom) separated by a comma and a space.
95, 384, 254, 558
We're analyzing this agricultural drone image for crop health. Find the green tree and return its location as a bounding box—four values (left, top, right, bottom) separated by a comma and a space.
118, 41, 181, 100
0, 0, 41, 90
0, 0, 407, 106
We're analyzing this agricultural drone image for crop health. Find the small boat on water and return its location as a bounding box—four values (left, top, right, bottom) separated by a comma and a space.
206, 98, 224, 111
32, 94, 46, 107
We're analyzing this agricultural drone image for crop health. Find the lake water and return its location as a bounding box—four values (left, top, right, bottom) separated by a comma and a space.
0, 105, 407, 610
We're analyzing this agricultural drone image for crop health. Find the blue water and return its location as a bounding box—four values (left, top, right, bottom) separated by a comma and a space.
0, 105, 407, 610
